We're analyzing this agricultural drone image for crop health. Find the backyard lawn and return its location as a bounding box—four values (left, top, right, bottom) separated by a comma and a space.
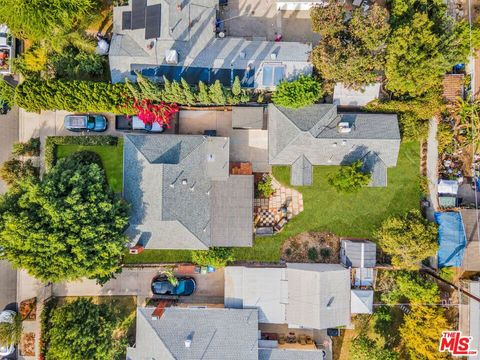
125, 142, 420, 264
56, 138, 124, 193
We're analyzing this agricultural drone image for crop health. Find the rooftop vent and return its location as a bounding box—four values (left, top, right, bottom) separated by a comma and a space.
270, 53, 277, 60
185, 339, 192, 348
341, 140, 347, 146
326, 297, 335, 308
182, 179, 188, 185
338, 122, 352, 134
332, 142, 337, 147
239, 51, 246, 59
165, 50, 178, 64
208, 154, 215, 162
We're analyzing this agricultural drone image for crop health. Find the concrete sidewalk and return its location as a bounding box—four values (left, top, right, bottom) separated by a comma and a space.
427, 117, 439, 212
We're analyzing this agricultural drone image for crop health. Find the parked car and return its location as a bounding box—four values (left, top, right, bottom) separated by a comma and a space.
0, 24, 13, 75
0, 310, 16, 358
64, 114, 108, 132
151, 276, 196, 296
115, 115, 165, 133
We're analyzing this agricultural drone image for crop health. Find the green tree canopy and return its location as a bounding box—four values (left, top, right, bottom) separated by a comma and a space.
351, 336, 399, 360
0, 151, 129, 283
381, 271, 440, 305
45, 298, 125, 360
375, 209, 438, 270
272, 75, 323, 109
328, 160, 370, 193
311, 3, 390, 88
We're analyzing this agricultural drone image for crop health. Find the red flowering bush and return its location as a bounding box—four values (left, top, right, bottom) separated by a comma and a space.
132, 99, 179, 128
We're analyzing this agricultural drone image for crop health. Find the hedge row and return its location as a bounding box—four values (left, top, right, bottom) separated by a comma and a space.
45, 135, 118, 171
14, 79, 130, 114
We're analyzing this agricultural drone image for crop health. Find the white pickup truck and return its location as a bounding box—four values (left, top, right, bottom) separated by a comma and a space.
115, 115, 176, 133
0, 24, 13, 75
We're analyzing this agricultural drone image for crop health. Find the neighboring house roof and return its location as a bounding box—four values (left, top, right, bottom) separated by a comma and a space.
351, 289, 373, 314
225, 266, 288, 324
258, 348, 325, 360
268, 104, 400, 186
110, 1, 313, 85
232, 106, 265, 129
442, 74, 464, 102
460, 209, 480, 271
285, 263, 350, 330
361, 151, 387, 187
333, 83, 381, 106
340, 240, 377, 268
224, 264, 351, 330
435, 212, 467, 268
126, 307, 259, 360
123, 134, 253, 249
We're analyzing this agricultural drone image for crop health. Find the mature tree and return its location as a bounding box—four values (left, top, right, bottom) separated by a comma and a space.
45, 298, 125, 360
381, 271, 440, 305
272, 75, 323, 109
0, 312, 22, 348
351, 336, 399, 360
0, 151, 129, 283
311, 3, 390, 88
375, 209, 438, 269
328, 160, 370, 193
400, 306, 450, 360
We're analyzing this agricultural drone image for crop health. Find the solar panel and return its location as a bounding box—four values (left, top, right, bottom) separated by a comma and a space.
181, 67, 210, 84
122, 11, 132, 30
210, 68, 232, 86
233, 68, 255, 88
131, 0, 147, 30
145, 4, 161, 39
155, 65, 183, 81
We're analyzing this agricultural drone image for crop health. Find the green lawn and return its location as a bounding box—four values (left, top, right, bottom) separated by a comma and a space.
56, 138, 124, 193
125, 142, 420, 264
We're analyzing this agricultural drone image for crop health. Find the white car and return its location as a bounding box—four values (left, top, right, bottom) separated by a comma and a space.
0, 310, 16, 357
0, 24, 13, 75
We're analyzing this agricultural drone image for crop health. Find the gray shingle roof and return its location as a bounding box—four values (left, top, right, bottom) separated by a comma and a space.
286, 263, 351, 330
259, 348, 325, 360
290, 155, 313, 186
268, 104, 401, 185
361, 152, 387, 187
460, 209, 480, 271
340, 240, 377, 268
127, 307, 259, 360
123, 134, 253, 249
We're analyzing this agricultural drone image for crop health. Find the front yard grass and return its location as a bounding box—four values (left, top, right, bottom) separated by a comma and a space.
125, 141, 420, 264
56, 138, 124, 193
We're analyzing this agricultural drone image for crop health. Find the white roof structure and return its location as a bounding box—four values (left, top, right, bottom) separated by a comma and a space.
351, 290, 373, 314
333, 83, 381, 106
224, 264, 351, 330
469, 281, 480, 360
438, 179, 459, 195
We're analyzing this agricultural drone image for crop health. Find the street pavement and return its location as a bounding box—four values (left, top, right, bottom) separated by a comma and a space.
0, 261, 17, 311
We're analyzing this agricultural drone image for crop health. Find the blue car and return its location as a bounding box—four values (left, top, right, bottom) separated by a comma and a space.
151, 276, 196, 296
64, 114, 108, 132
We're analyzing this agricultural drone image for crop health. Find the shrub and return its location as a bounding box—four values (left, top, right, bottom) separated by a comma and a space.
328, 160, 370, 193
307, 247, 318, 261
50, 48, 105, 80
12, 137, 40, 157
320, 248, 331, 258
44, 135, 118, 171
0, 159, 38, 186
0, 312, 22, 348
0, 78, 15, 108
191, 247, 235, 268
272, 75, 323, 109
257, 174, 275, 198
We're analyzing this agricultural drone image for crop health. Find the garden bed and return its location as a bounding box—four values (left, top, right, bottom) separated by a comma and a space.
281, 232, 340, 263
20, 297, 37, 320
21, 332, 35, 356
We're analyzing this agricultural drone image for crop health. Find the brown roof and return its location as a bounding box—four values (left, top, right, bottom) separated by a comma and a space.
460, 209, 480, 272
229, 162, 253, 175
443, 74, 465, 102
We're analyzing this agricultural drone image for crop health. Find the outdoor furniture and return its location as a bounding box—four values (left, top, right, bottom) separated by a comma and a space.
298, 334, 307, 345
203, 130, 217, 137
306, 335, 314, 345
286, 333, 296, 343
256, 226, 274, 236
278, 334, 286, 345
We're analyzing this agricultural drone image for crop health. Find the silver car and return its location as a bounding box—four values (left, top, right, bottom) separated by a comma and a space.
64, 114, 108, 132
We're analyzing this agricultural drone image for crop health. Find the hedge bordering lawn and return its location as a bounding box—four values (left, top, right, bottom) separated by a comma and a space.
45, 136, 118, 171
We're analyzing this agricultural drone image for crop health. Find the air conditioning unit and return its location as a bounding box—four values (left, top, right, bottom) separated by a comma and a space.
165, 50, 178, 64
337, 122, 352, 133
129, 245, 144, 255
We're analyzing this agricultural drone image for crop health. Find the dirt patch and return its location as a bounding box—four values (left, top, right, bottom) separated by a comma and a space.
21, 332, 35, 356
281, 232, 340, 263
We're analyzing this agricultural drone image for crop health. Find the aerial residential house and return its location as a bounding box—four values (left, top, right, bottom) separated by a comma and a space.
459, 209, 480, 274
109, 0, 313, 87
333, 83, 381, 107
268, 104, 401, 187
123, 134, 254, 250
127, 307, 326, 360
224, 263, 351, 330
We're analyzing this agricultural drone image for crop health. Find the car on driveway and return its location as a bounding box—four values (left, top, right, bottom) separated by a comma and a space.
151, 276, 196, 296
115, 115, 166, 133
0, 310, 16, 358
64, 114, 108, 132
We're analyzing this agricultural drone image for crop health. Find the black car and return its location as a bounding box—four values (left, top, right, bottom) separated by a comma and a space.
151, 276, 196, 296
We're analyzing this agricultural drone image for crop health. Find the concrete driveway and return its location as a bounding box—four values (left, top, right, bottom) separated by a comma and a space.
0, 106, 19, 193
0, 261, 17, 311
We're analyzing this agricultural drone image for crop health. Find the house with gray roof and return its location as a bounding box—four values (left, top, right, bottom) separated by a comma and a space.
224, 263, 351, 330
340, 240, 376, 268
268, 104, 400, 187
109, 0, 312, 87
127, 307, 327, 360
123, 134, 253, 250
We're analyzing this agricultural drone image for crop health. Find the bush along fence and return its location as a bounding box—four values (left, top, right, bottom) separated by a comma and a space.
14, 74, 259, 114
44, 136, 118, 171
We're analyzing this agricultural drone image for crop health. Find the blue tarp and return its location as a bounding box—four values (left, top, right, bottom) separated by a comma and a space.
435, 212, 467, 267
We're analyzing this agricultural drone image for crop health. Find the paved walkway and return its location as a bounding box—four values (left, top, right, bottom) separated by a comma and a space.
0, 106, 19, 193
427, 117, 439, 213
